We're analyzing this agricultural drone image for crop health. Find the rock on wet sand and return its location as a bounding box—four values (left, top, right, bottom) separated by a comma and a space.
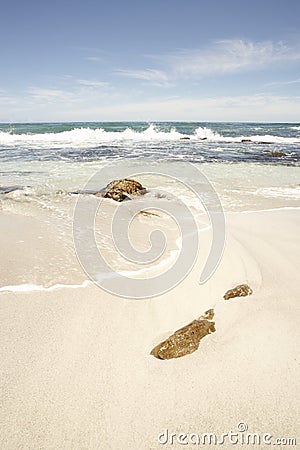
150, 309, 215, 360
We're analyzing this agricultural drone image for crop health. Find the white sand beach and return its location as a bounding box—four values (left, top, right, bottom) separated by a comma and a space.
0, 205, 299, 449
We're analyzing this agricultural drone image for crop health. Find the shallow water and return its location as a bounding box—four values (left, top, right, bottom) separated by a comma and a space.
0, 122, 299, 292
0, 122, 300, 223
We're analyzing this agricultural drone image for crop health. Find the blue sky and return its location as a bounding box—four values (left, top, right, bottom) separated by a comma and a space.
1, 0, 300, 122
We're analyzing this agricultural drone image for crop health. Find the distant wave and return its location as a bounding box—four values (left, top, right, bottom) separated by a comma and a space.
0, 125, 184, 148
0, 124, 299, 148
195, 127, 300, 144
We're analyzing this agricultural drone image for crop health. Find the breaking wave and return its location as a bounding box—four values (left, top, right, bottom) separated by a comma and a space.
0, 124, 299, 149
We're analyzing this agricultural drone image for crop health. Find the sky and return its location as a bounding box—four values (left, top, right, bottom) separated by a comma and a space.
0, 0, 300, 122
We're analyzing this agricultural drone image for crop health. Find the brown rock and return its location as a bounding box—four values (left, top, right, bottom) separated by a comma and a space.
105, 178, 145, 195
94, 178, 146, 202
266, 151, 287, 157
180, 136, 190, 140
104, 189, 130, 202
223, 284, 253, 300
150, 309, 215, 360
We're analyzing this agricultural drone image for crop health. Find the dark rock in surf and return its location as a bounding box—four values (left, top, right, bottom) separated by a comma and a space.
223, 284, 253, 300
104, 189, 131, 202
105, 179, 145, 194
150, 309, 215, 360
180, 136, 190, 140
266, 151, 287, 157
241, 139, 252, 143
95, 178, 146, 202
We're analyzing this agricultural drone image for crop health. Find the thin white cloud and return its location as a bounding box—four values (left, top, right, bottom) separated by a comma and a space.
2, 93, 300, 122
85, 56, 102, 62
27, 87, 72, 101
0, 93, 18, 106
162, 39, 300, 78
35, 94, 300, 121
114, 40, 300, 87
108, 94, 300, 122
116, 69, 171, 87
84, 56, 107, 63
76, 79, 110, 88
265, 78, 300, 87
26, 80, 111, 104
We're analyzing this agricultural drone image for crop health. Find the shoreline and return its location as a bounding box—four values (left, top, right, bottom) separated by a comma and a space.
0, 206, 299, 293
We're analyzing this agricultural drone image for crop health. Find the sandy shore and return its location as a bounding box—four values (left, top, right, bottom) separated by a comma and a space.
0, 208, 299, 449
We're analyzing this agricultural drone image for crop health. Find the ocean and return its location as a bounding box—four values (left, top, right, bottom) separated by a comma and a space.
0, 122, 300, 215
1, 121, 300, 165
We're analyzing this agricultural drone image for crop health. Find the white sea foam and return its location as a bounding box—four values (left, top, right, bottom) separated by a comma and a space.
0, 280, 92, 293
0, 234, 183, 292
195, 127, 223, 140
240, 206, 300, 214
0, 124, 299, 149
195, 127, 300, 144
255, 186, 300, 199
0, 125, 185, 148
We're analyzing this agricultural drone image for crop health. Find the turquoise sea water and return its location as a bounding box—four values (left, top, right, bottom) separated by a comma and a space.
0, 122, 299, 213
0, 121, 299, 166
0, 122, 299, 289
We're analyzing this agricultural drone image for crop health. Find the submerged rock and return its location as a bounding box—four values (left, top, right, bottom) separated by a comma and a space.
180, 136, 191, 140
150, 309, 215, 360
223, 284, 253, 300
93, 178, 146, 202
266, 151, 287, 157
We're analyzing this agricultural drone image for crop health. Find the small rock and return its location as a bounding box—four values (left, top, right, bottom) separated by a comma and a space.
150, 309, 215, 360
241, 139, 252, 143
139, 210, 160, 217
180, 136, 190, 140
223, 284, 253, 300
267, 151, 287, 157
